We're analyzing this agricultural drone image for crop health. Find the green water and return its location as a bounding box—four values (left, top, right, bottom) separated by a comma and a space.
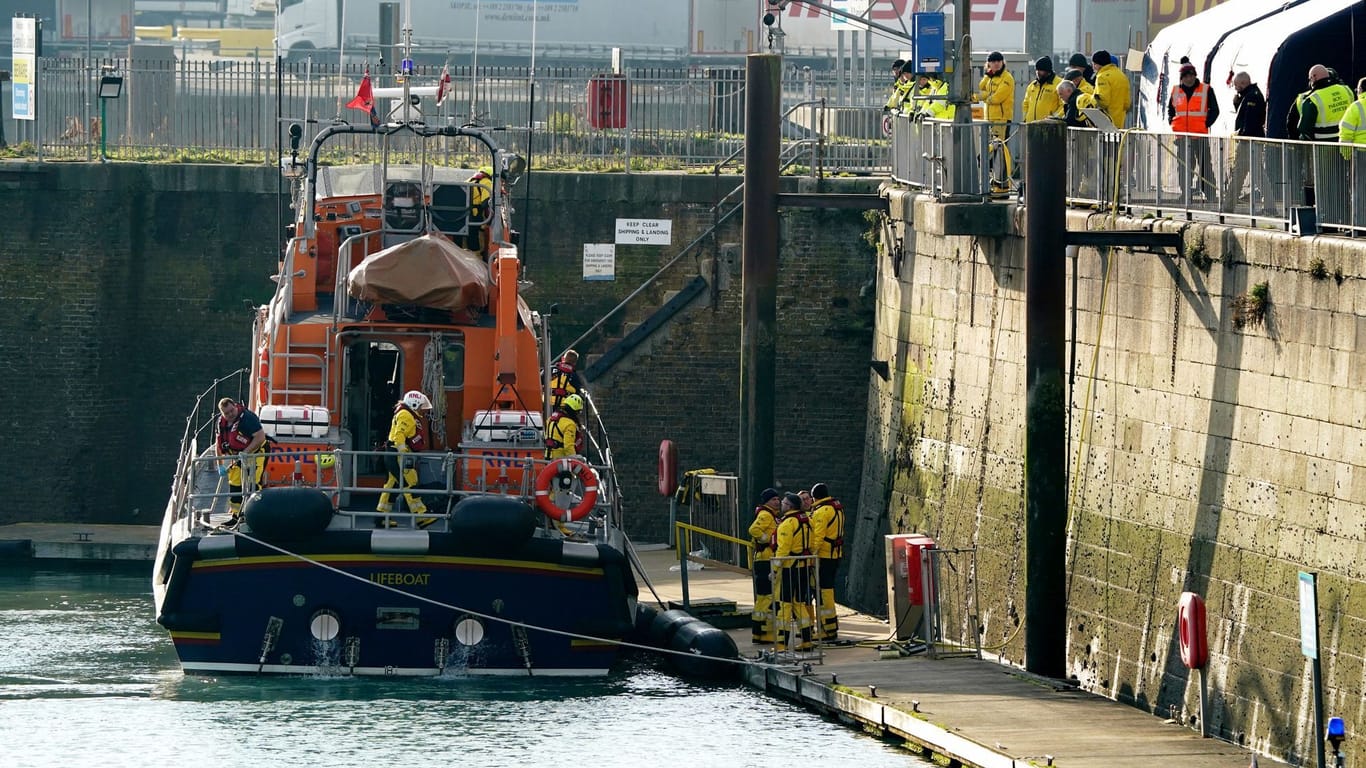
0, 565, 926, 768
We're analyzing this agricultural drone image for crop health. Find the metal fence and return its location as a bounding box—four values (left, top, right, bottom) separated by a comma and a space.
887, 117, 1366, 236
2, 56, 891, 173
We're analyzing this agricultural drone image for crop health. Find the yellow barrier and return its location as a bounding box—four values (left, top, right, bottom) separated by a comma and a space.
134, 25, 174, 41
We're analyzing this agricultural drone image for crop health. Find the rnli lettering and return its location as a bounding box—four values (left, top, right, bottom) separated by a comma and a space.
369, 572, 431, 586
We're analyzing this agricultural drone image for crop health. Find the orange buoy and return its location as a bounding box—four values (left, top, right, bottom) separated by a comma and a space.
534, 458, 600, 522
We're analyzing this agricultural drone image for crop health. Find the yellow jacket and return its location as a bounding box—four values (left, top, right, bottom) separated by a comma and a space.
1340, 94, 1366, 158
774, 509, 813, 571
748, 504, 779, 561
546, 413, 578, 459
809, 497, 844, 559
912, 78, 955, 120
975, 69, 1016, 124
1022, 75, 1061, 123
387, 407, 421, 451
885, 77, 915, 113
1093, 63, 1130, 128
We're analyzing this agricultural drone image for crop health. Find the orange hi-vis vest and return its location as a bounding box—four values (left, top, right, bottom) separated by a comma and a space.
1170, 83, 1210, 134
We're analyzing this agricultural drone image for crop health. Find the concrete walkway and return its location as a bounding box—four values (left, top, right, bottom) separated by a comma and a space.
632, 545, 1262, 768
0, 525, 1264, 766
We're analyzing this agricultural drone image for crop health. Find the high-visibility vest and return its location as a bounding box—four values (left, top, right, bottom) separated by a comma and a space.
1170, 83, 1209, 134
1309, 84, 1355, 140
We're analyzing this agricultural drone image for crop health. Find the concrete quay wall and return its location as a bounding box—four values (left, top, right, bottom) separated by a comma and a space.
854, 190, 1366, 765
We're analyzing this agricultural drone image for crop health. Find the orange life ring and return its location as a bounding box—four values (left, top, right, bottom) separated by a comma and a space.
534, 458, 600, 522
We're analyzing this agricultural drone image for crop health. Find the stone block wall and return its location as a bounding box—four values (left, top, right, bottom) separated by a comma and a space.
859, 188, 1366, 765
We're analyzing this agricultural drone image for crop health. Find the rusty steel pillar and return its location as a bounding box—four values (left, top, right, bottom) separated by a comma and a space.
1023, 118, 1068, 679
739, 53, 781, 510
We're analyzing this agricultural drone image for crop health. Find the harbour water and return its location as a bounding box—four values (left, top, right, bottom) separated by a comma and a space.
0, 565, 926, 768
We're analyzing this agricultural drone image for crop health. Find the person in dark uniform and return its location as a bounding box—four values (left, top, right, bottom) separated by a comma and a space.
215, 397, 268, 528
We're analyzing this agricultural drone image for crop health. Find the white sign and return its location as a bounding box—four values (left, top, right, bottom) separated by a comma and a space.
11, 17, 36, 122
1298, 571, 1318, 660
583, 244, 615, 281
830, 0, 869, 31
614, 218, 672, 245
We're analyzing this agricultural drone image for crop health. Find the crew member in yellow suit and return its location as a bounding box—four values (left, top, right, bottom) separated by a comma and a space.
377, 389, 435, 527
773, 492, 815, 653
545, 393, 583, 460
748, 488, 782, 644
808, 483, 845, 641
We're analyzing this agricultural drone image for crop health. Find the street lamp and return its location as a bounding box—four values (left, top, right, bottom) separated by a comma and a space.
97, 72, 123, 161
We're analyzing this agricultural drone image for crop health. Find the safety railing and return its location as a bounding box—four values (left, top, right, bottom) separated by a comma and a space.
673, 520, 755, 610
766, 553, 827, 662
173, 444, 621, 537
6, 57, 892, 174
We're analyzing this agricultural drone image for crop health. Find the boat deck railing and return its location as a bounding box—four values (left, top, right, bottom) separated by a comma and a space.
174, 445, 622, 539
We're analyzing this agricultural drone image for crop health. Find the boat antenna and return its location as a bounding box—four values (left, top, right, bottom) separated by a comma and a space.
469, 0, 482, 125
521, 0, 538, 268
334, 0, 347, 121
399, 0, 414, 123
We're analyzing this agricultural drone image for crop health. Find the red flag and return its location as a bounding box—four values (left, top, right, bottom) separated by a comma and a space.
436, 65, 452, 106
346, 69, 373, 113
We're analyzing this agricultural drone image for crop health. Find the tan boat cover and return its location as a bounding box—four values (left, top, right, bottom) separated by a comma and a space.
347, 234, 491, 311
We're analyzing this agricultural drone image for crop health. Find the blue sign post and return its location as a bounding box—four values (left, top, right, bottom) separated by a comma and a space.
912, 13, 945, 75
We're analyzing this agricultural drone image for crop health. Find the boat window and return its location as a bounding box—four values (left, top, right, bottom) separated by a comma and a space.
429, 183, 469, 235
442, 341, 465, 390
383, 181, 424, 231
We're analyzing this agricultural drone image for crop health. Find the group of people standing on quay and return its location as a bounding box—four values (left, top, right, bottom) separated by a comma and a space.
749, 485, 845, 652
883, 50, 1131, 129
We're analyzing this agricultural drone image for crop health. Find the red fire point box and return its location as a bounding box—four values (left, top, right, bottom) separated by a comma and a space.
885, 533, 936, 641
587, 74, 629, 129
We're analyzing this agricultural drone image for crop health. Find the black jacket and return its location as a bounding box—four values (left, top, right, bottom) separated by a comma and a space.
1233, 83, 1266, 137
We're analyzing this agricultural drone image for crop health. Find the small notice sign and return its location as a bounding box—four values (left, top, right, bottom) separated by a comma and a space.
583, 244, 615, 281
1298, 571, 1318, 659
615, 218, 672, 245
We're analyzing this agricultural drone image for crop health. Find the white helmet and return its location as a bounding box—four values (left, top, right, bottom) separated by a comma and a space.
402, 390, 432, 411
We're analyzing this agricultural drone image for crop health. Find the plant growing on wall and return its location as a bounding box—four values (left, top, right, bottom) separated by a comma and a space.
1230, 281, 1269, 329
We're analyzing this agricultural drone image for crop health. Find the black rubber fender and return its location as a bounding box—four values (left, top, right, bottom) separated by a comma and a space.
667, 620, 740, 681
243, 487, 334, 541
448, 495, 537, 552
629, 603, 661, 644
648, 608, 695, 648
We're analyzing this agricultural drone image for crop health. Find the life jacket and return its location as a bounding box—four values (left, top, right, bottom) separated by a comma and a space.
393, 403, 425, 451
776, 511, 813, 558
1170, 82, 1209, 134
544, 410, 579, 453
824, 499, 845, 557
549, 360, 578, 400
217, 402, 253, 453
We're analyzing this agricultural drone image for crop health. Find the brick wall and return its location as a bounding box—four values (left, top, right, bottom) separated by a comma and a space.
0, 165, 875, 570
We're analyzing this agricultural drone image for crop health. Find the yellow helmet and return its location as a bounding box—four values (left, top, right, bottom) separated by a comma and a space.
561, 393, 584, 412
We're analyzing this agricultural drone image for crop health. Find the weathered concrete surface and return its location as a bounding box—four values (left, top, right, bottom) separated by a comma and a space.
0, 523, 158, 562
853, 187, 1366, 765
636, 547, 1258, 768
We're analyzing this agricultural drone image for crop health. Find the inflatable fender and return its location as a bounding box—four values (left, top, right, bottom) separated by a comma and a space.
242, 487, 334, 541
657, 439, 678, 497
668, 620, 740, 681
648, 609, 696, 649
449, 495, 537, 552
